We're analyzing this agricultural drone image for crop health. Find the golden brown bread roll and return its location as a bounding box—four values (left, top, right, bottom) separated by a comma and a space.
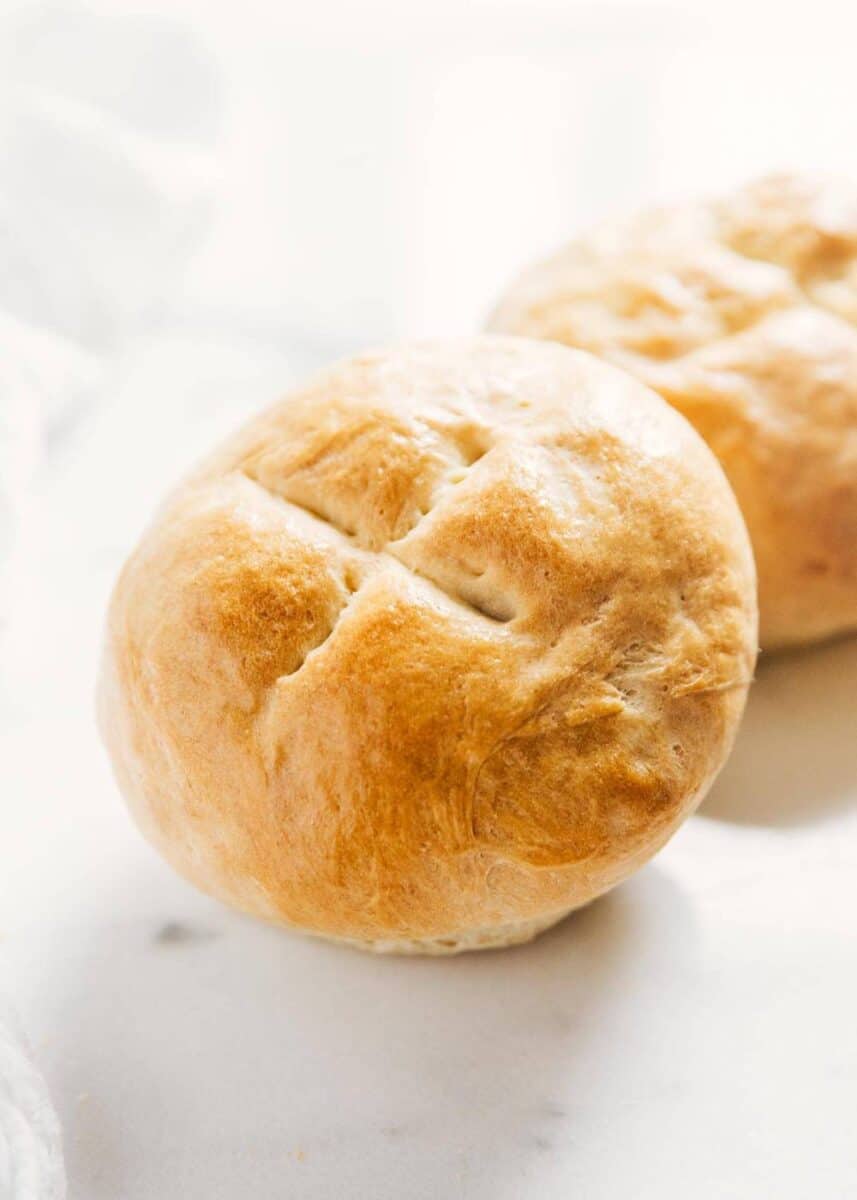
489, 173, 857, 648
99, 337, 756, 953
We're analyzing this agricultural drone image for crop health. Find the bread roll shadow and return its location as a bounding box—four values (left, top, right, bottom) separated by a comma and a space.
45, 862, 693, 1199
701, 637, 857, 827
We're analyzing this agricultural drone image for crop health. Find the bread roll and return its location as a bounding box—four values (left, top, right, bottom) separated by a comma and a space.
99, 337, 756, 953
490, 173, 857, 648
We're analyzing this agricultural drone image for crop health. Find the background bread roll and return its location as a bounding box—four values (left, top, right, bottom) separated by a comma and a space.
99, 337, 756, 953
489, 173, 857, 649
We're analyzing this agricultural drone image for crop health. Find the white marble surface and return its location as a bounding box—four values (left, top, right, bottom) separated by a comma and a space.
2, 2, 857, 1197
3, 322, 857, 1200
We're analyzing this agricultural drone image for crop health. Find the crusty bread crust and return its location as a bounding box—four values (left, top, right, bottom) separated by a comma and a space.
99, 337, 756, 952
490, 173, 857, 648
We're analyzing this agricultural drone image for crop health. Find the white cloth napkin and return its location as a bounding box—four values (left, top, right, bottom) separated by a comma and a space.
0, 1, 221, 424
0, 6, 222, 1193
0, 0, 222, 664
0, 991, 65, 1200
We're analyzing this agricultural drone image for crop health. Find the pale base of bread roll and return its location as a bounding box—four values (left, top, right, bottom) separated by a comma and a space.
326, 908, 577, 955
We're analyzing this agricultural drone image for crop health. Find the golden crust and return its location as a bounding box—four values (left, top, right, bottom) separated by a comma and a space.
489, 173, 857, 647
99, 337, 756, 951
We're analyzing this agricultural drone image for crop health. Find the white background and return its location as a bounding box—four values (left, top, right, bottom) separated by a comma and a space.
1, 1, 856, 1196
